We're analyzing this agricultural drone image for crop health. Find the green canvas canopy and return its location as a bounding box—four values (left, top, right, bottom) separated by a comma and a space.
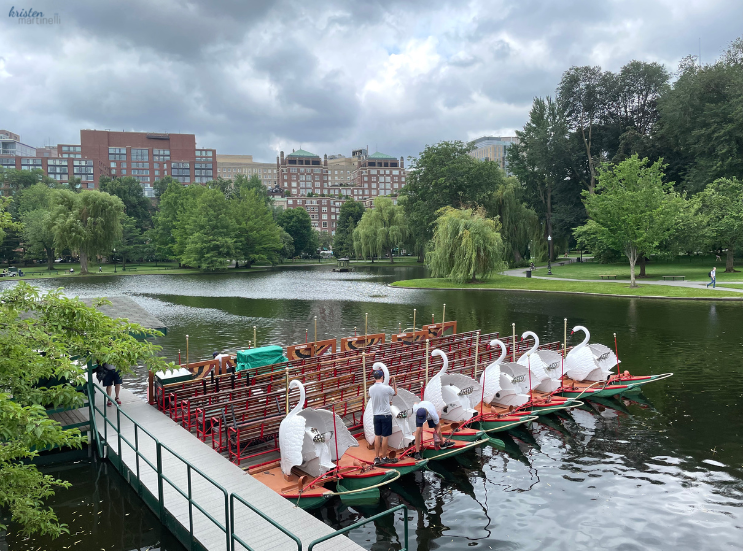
236, 345, 287, 374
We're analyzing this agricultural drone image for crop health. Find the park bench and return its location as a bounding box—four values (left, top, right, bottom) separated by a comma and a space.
600, 275, 618, 280
662, 275, 685, 281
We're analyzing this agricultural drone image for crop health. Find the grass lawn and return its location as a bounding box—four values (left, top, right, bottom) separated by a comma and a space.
528, 255, 742, 282
392, 275, 743, 299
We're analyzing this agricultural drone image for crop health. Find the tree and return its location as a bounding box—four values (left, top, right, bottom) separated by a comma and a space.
151, 180, 191, 261
353, 197, 407, 263
0, 283, 172, 538
696, 178, 743, 272
153, 175, 179, 198
230, 188, 282, 267
277, 208, 314, 256
0, 167, 45, 196
279, 229, 294, 260
400, 141, 499, 257
21, 209, 56, 269
574, 156, 683, 287
49, 190, 124, 274
317, 230, 333, 250
426, 207, 505, 283
99, 176, 152, 231
232, 174, 271, 206
178, 188, 237, 270
115, 215, 144, 270
507, 96, 570, 261
333, 200, 365, 258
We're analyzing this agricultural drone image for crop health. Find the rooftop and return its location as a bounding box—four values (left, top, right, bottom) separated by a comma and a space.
368, 151, 396, 159
287, 149, 319, 158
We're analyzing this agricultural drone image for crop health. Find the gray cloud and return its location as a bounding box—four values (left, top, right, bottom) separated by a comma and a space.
1, 0, 741, 160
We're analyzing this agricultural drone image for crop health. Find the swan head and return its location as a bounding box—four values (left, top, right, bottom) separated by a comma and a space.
431, 348, 448, 373
288, 379, 306, 416
520, 331, 539, 353
489, 339, 507, 363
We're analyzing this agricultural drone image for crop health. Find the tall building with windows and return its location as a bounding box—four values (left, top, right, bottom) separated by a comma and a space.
468, 136, 519, 173
215, 155, 279, 187
0, 130, 36, 157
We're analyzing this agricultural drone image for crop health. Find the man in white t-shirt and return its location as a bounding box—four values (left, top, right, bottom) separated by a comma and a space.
368, 370, 398, 466
212, 351, 232, 374
413, 400, 453, 460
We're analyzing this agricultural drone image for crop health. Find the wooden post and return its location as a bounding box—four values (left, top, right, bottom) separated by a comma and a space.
563, 318, 567, 358
362, 352, 368, 406
425, 339, 430, 384
442, 304, 446, 324
186, 334, 189, 368
285, 367, 290, 413
314, 316, 317, 356
365, 313, 368, 347
511, 323, 516, 362
473, 331, 480, 378
254, 326, 257, 349
413, 309, 416, 332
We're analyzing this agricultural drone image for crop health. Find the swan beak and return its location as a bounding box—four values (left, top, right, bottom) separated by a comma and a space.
570, 330, 574, 335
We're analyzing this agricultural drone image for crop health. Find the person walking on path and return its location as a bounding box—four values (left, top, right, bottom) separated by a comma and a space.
412, 400, 454, 460
101, 362, 123, 406
368, 369, 398, 466
707, 267, 717, 288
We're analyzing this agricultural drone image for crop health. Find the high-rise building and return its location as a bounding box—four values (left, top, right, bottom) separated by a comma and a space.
215, 155, 279, 187
349, 151, 406, 199
469, 136, 519, 173
0, 130, 36, 157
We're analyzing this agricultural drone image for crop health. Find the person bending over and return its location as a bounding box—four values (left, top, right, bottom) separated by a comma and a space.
413, 400, 453, 460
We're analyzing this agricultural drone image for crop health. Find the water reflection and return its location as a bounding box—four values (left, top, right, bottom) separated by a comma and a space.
2, 265, 742, 550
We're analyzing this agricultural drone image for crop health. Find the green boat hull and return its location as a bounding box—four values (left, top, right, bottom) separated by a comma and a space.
421, 439, 487, 460
294, 494, 332, 510
389, 460, 428, 476
527, 402, 575, 416
450, 430, 486, 442
476, 416, 535, 433
338, 470, 397, 491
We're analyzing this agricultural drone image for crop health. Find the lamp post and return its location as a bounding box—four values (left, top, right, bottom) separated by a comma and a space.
113, 248, 117, 273
547, 236, 552, 275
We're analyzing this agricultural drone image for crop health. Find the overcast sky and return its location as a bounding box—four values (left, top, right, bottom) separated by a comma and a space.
2, 0, 741, 162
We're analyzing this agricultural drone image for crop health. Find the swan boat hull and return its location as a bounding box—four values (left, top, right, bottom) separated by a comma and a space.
476, 414, 539, 433
252, 467, 333, 510
419, 437, 488, 460
341, 435, 429, 477
437, 422, 486, 442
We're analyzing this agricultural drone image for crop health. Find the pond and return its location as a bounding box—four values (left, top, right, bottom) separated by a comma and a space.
3, 265, 742, 550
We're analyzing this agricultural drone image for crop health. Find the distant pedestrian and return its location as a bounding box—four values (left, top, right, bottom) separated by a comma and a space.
99, 266, 103, 273
69, 268, 74, 273
101, 362, 122, 406
368, 369, 398, 465
707, 267, 716, 288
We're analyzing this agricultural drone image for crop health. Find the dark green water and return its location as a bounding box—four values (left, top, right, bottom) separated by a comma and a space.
3, 265, 742, 550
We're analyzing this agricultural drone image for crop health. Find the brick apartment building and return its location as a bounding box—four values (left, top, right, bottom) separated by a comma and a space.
0, 129, 216, 197
215, 154, 279, 187
274, 196, 347, 232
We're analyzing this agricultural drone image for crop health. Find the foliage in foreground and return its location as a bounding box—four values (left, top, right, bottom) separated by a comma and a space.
426, 207, 505, 283
0, 283, 174, 537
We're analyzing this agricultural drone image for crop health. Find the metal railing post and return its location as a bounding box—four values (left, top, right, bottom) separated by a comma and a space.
187, 464, 193, 539
157, 442, 164, 520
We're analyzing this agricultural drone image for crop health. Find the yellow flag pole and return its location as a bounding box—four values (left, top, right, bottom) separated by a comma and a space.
473, 330, 480, 378
362, 352, 368, 406
285, 367, 290, 413
511, 323, 516, 362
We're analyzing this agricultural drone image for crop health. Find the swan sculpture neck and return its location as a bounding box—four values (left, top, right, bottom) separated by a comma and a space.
572, 326, 590, 351
288, 380, 305, 417
521, 331, 539, 355
372, 362, 390, 385
490, 339, 507, 364
431, 349, 448, 375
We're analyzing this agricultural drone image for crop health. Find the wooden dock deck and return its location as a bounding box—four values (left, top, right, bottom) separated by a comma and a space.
90, 387, 364, 551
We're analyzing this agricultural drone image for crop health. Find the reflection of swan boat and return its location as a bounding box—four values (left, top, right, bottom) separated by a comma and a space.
559, 326, 673, 399
253, 380, 397, 508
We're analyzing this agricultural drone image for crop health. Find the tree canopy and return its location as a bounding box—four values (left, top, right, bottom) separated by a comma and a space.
695, 177, 743, 272
426, 206, 505, 283
277, 207, 315, 257
333, 199, 365, 258
353, 197, 407, 262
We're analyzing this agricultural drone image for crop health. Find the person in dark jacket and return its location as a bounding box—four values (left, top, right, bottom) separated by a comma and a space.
102, 362, 123, 406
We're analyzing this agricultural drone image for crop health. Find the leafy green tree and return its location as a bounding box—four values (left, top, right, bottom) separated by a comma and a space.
353, 197, 407, 262
696, 177, 743, 272
317, 230, 333, 250
232, 174, 270, 205
279, 229, 294, 260
179, 188, 237, 270
0, 167, 46, 196
99, 176, 152, 231
151, 181, 195, 261
333, 199, 365, 258
230, 188, 282, 267
0, 283, 172, 538
153, 175, 179, 198
49, 190, 124, 274
574, 155, 683, 287
426, 206, 505, 283
400, 141, 499, 257
21, 209, 56, 269
655, 39, 743, 191
277, 208, 314, 256
115, 215, 144, 270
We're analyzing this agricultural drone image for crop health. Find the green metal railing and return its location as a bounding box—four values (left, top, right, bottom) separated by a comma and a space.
308, 505, 409, 551
230, 493, 302, 551
88, 375, 230, 551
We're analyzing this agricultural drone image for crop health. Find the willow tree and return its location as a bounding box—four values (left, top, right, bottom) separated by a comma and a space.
49, 190, 124, 274
426, 207, 506, 283
353, 197, 407, 262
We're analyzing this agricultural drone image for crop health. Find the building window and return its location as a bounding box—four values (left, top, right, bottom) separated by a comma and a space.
109, 147, 126, 161
155, 170, 160, 176
153, 149, 170, 161
131, 149, 148, 161
110, 162, 117, 168
132, 162, 149, 168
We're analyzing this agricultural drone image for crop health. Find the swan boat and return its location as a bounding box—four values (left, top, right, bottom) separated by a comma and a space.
253, 380, 397, 508
559, 326, 673, 399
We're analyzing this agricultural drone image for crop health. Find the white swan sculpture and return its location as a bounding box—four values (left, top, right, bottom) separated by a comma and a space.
565, 326, 617, 381
279, 380, 358, 478
362, 362, 417, 448
424, 349, 481, 422
517, 331, 563, 393
479, 339, 531, 407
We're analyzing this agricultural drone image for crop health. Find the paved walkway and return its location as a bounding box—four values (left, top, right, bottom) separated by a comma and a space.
92, 388, 362, 551
503, 267, 743, 294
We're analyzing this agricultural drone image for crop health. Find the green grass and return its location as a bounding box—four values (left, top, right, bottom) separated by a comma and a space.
530, 255, 741, 282
392, 275, 743, 299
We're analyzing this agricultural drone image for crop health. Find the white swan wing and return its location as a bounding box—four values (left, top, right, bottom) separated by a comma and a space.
517, 353, 548, 382
423, 375, 445, 413
588, 343, 619, 370
500, 362, 531, 393
537, 349, 564, 380
279, 415, 306, 476
362, 405, 375, 446
300, 409, 358, 460
479, 361, 502, 404
441, 373, 482, 408
565, 347, 600, 382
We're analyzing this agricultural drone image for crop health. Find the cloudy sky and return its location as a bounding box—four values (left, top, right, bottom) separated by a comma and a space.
2, 0, 741, 162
